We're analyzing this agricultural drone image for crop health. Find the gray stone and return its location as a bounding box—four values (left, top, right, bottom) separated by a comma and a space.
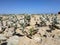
7, 36, 19, 45
0, 34, 7, 40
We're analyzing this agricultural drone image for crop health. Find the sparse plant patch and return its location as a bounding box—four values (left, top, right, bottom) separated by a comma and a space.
24, 15, 31, 22
20, 23, 25, 33
29, 27, 34, 36
29, 27, 38, 36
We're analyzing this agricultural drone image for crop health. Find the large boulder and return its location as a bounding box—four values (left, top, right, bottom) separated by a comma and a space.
7, 36, 20, 45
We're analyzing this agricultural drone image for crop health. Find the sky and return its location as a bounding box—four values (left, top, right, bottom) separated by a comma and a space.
0, 0, 60, 14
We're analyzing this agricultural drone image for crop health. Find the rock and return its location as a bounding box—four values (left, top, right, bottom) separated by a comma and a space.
52, 24, 60, 29
33, 37, 42, 43
0, 34, 7, 44
38, 27, 46, 36
3, 21, 7, 26
16, 28, 24, 35
18, 36, 40, 45
17, 23, 21, 28
0, 34, 7, 40
7, 36, 19, 45
4, 27, 15, 38
32, 34, 42, 43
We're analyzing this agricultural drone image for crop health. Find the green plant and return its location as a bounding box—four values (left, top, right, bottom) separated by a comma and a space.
24, 15, 31, 22
20, 23, 25, 32
46, 16, 49, 21
29, 27, 38, 36
52, 16, 59, 24
29, 28, 34, 36
0, 17, 2, 21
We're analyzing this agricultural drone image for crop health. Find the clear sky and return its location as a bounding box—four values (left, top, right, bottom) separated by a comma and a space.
0, 0, 60, 14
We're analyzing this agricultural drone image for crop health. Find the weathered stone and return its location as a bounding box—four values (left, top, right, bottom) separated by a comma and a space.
7, 36, 19, 45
